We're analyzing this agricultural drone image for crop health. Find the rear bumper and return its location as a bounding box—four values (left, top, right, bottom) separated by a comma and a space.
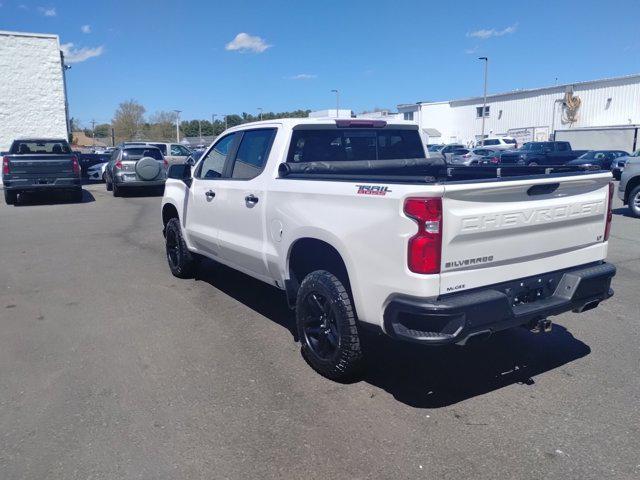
3, 177, 81, 191
383, 262, 616, 346
114, 177, 166, 187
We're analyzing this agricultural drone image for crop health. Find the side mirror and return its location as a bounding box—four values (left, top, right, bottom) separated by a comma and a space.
168, 164, 192, 187
185, 155, 196, 166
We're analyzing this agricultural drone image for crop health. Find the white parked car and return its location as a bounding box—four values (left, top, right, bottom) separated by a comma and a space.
87, 161, 108, 181
481, 137, 518, 150
161, 118, 616, 381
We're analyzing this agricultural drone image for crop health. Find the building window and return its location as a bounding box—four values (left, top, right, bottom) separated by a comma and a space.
476, 106, 490, 118
403, 112, 414, 121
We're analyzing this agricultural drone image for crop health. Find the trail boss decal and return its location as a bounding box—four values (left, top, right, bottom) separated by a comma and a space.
356, 185, 392, 196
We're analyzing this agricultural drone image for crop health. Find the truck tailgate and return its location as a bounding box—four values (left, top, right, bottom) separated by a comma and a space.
439, 173, 611, 295
7, 155, 75, 176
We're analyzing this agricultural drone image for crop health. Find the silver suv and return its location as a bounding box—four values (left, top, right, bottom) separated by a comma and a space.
618, 151, 640, 217
104, 146, 166, 196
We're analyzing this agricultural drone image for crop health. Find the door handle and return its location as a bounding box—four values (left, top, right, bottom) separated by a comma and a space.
205, 189, 215, 199
245, 194, 259, 205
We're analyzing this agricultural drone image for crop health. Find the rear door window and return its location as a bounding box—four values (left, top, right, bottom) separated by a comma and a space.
287, 128, 425, 163
231, 129, 276, 180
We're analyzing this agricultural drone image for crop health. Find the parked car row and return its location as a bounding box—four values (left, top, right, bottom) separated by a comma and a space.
1, 137, 204, 204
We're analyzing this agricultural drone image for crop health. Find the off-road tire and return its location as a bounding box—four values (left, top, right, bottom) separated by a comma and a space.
628, 185, 640, 218
113, 182, 121, 197
296, 270, 364, 381
106, 179, 113, 191
165, 218, 197, 278
4, 190, 17, 205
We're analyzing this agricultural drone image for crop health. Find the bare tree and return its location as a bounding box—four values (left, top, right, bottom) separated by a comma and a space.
112, 100, 146, 142
147, 111, 178, 141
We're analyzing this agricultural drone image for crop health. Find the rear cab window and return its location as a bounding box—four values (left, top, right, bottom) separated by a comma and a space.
287, 127, 425, 163
10, 140, 71, 155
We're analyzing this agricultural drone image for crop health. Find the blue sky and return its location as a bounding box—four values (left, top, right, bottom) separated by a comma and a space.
2, 0, 639, 127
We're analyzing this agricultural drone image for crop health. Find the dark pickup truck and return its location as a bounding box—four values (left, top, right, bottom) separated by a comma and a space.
499, 141, 588, 166
2, 139, 82, 205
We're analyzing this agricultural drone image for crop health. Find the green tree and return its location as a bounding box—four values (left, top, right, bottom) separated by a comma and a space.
94, 123, 111, 138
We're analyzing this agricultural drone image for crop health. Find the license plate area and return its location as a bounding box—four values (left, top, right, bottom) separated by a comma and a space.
495, 271, 566, 307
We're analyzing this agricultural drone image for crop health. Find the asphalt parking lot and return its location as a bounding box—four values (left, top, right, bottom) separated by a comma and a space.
0, 182, 639, 479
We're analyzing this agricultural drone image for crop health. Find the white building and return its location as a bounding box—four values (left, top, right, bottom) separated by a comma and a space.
0, 30, 69, 152
398, 74, 640, 151
308, 109, 355, 119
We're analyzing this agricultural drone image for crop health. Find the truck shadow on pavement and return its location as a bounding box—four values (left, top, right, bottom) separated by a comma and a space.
13, 189, 95, 206
361, 327, 590, 408
612, 207, 634, 217
194, 259, 591, 409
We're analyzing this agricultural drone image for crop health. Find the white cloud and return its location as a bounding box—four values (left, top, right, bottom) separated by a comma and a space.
464, 45, 479, 54
18, 4, 28, 9
38, 6, 56, 16
287, 73, 317, 80
61, 42, 104, 63
81, 24, 91, 34
467, 23, 517, 39
225, 32, 271, 53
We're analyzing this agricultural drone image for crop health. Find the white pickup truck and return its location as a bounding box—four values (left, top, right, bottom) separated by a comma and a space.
161, 118, 616, 381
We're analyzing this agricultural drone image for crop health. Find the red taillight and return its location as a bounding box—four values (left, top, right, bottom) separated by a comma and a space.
604, 181, 614, 241
2, 156, 9, 175
404, 197, 442, 274
163, 158, 168, 169
490, 156, 500, 164
114, 160, 122, 170
71, 155, 80, 175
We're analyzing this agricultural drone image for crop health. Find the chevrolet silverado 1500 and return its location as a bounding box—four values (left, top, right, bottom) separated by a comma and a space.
2, 138, 82, 204
160, 118, 616, 380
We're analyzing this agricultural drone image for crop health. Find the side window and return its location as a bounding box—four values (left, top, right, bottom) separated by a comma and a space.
196, 133, 238, 179
557, 142, 569, 152
231, 129, 276, 180
111, 149, 120, 161
170, 144, 183, 156
177, 145, 191, 156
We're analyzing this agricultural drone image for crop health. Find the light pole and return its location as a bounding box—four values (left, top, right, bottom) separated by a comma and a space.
224, 115, 228, 131
257, 108, 263, 121
478, 57, 488, 146
173, 110, 181, 142
331, 89, 339, 118
198, 120, 202, 141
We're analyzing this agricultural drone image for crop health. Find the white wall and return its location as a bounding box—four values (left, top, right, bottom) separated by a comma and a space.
412, 75, 640, 145
0, 31, 68, 152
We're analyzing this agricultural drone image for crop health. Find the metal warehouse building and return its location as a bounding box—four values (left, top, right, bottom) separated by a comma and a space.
398, 74, 640, 151
0, 30, 69, 152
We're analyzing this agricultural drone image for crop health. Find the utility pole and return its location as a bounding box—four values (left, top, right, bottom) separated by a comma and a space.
211, 114, 217, 136
198, 120, 202, 141
91, 119, 96, 147
224, 115, 228, 131
258, 108, 263, 121
173, 110, 181, 142
331, 89, 339, 118
478, 57, 488, 146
